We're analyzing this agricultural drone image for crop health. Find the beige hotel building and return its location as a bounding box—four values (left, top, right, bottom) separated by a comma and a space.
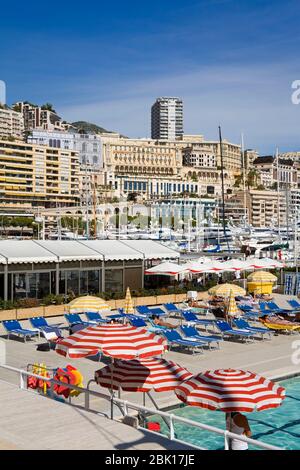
0, 107, 24, 140
101, 133, 241, 199
0, 140, 80, 212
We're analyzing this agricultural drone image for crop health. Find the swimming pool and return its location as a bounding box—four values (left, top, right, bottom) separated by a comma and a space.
151, 376, 300, 450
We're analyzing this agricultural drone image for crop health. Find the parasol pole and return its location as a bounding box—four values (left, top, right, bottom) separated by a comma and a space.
110, 358, 114, 420
225, 412, 233, 450
147, 391, 173, 434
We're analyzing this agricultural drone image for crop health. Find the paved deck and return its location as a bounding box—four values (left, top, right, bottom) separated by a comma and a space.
0, 382, 191, 450
0, 293, 300, 449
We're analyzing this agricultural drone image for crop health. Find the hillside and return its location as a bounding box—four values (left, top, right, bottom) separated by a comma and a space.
71, 121, 113, 134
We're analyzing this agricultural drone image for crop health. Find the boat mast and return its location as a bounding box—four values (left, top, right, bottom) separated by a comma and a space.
276, 148, 281, 238
85, 164, 90, 239
241, 133, 247, 227
218, 126, 230, 252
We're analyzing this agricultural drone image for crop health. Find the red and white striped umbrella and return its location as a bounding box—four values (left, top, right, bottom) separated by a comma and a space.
145, 262, 187, 276
95, 357, 192, 392
189, 260, 226, 274
246, 258, 283, 269
175, 369, 285, 412
55, 324, 167, 360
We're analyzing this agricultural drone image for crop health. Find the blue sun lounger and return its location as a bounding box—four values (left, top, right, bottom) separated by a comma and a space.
234, 318, 273, 340
259, 301, 287, 315
29, 317, 63, 338
288, 299, 300, 310
215, 320, 255, 342
3, 320, 40, 342
147, 307, 167, 317
181, 310, 216, 329
130, 317, 163, 334
135, 306, 151, 316
266, 301, 293, 316
147, 318, 171, 332
85, 311, 108, 323
163, 303, 182, 316
129, 317, 148, 328
64, 313, 96, 328
180, 325, 223, 349
238, 304, 256, 312
135, 306, 165, 317
162, 329, 206, 354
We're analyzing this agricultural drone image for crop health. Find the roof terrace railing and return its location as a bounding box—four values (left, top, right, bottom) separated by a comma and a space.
0, 364, 283, 451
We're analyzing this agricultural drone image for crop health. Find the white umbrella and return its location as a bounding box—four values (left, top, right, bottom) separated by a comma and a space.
220, 259, 251, 272
145, 262, 188, 276
189, 260, 228, 274
246, 258, 283, 269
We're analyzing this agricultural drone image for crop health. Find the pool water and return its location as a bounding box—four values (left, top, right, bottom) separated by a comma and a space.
151, 377, 300, 450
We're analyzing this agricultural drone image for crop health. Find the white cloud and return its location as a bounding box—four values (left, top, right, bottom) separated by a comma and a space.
59, 61, 300, 153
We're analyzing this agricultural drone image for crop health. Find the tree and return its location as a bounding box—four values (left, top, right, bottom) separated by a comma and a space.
127, 192, 138, 202
41, 103, 56, 112
12, 103, 21, 112
247, 169, 259, 189
234, 174, 243, 188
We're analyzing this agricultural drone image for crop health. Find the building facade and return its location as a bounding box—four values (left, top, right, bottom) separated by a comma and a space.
182, 136, 242, 171
0, 239, 178, 301
100, 133, 242, 199
253, 156, 298, 189
243, 149, 259, 169
14, 102, 70, 133
101, 134, 184, 198
228, 190, 286, 227
0, 140, 80, 212
151, 97, 183, 140
28, 129, 103, 168
0, 107, 24, 140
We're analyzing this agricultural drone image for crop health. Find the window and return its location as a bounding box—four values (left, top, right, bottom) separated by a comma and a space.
66, 271, 79, 296
105, 269, 123, 293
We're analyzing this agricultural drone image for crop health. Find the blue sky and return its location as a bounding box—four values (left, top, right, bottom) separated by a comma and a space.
1, 0, 300, 153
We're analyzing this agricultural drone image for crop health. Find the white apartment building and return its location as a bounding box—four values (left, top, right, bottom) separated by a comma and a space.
28, 129, 103, 167
0, 107, 24, 140
151, 97, 183, 140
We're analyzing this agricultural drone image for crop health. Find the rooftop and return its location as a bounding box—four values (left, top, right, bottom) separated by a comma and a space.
0, 239, 179, 264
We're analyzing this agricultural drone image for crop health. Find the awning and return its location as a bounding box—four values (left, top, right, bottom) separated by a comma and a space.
80, 240, 143, 261
36, 240, 103, 262
0, 239, 180, 264
0, 240, 57, 264
120, 240, 179, 260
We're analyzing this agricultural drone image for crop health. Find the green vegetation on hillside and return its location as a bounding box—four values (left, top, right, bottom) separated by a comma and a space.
71, 121, 112, 134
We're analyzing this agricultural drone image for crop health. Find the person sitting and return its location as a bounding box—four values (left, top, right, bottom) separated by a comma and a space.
260, 314, 300, 326
188, 299, 209, 309
152, 315, 178, 329
226, 412, 251, 450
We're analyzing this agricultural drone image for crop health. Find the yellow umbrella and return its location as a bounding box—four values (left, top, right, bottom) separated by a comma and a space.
68, 295, 110, 313
226, 290, 240, 317
124, 287, 135, 315
247, 271, 277, 282
208, 283, 246, 297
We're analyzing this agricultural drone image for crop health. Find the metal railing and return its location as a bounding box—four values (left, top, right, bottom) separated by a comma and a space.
0, 364, 283, 451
